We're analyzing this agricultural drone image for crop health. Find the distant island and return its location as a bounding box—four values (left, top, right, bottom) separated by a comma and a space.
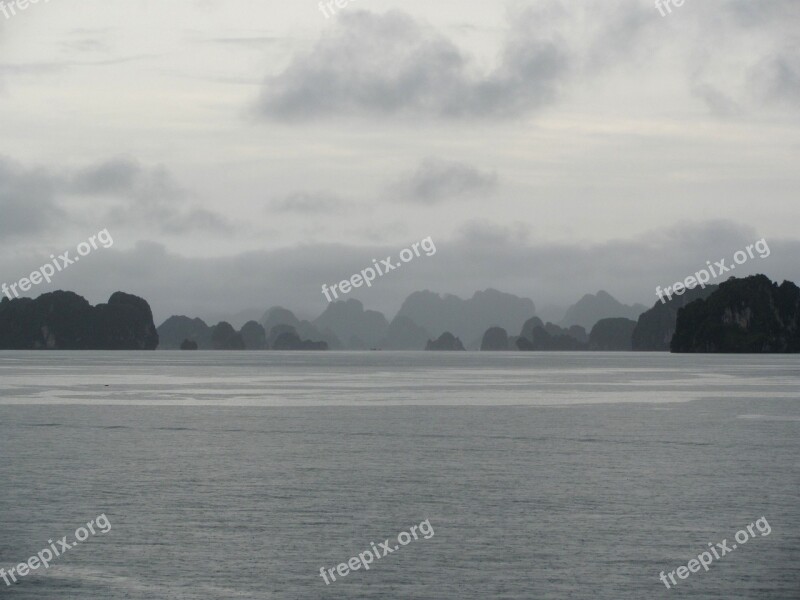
1, 275, 797, 352
425, 332, 465, 351
159, 316, 329, 351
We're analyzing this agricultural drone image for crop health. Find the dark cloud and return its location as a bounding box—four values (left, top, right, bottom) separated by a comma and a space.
3, 220, 794, 327
455, 220, 530, 246
1, 156, 231, 239
749, 51, 800, 106
583, 1, 656, 68
69, 158, 232, 234
0, 157, 65, 239
157, 208, 233, 235
389, 158, 498, 205
687, 1, 800, 114
254, 2, 800, 121
257, 9, 570, 120
69, 158, 182, 199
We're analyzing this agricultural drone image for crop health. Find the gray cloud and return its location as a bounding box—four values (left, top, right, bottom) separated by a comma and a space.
690, 82, 742, 117
269, 191, 346, 214
3, 219, 794, 327
69, 158, 183, 199
583, 1, 656, 70
1, 156, 231, 239
749, 51, 800, 106
724, 0, 800, 27
0, 157, 64, 239
686, 1, 800, 115
389, 158, 498, 204
257, 8, 570, 120
2, 0, 799, 310
60, 30, 112, 54
70, 158, 232, 234
157, 208, 233, 235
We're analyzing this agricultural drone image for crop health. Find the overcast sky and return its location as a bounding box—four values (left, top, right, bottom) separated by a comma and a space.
1, 0, 798, 323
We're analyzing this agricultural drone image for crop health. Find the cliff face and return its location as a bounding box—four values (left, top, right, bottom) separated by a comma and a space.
211, 321, 246, 350
380, 316, 431, 350
240, 321, 267, 349
272, 330, 328, 350
262, 307, 341, 349
397, 289, 534, 343
559, 291, 647, 331
313, 299, 388, 349
0, 291, 158, 350
671, 275, 800, 353
104, 292, 159, 349
517, 316, 587, 351
480, 327, 509, 351
632, 284, 718, 351
157, 316, 213, 349
588, 318, 637, 351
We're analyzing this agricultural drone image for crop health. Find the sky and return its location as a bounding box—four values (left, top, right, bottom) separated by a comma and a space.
0, 0, 798, 324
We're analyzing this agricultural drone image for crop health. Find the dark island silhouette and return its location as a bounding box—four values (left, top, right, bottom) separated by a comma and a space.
480, 327, 510, 351
559, 291, 647, 331
1, 277, 797, 352
425, 332, 465, 351
632, 284, 718, 351
159, 317, 329, 350
516, 317, 587, 351
671, 275, 800, 353
0, 291, 158, 350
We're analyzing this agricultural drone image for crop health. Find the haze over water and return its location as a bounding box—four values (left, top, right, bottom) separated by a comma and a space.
1, 351, 799, 406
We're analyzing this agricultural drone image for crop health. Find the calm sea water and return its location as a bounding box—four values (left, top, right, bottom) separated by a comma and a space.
0, 351, 798, 599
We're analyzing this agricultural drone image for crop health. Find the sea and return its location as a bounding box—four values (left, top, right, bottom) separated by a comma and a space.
0, 351, 798, 599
